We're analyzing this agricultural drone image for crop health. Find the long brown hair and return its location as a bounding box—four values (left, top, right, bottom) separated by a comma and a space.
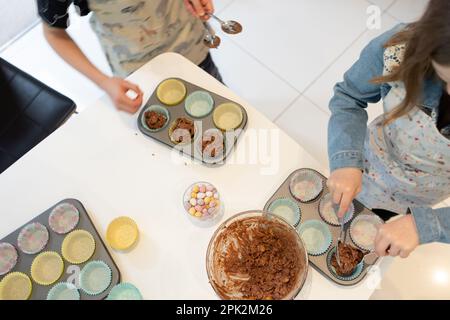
372, 0, 450, 124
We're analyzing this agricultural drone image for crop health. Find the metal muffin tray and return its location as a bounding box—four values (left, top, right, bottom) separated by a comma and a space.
0, 199, 120, 300
137, 78, 248, 166
264, 168, 380, 286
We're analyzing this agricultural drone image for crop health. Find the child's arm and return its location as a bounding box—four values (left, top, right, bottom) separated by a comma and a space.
42, 25, 143, 113
412, 206, 450, 244
374, 206, 450, 259
327, 26, 402, 215
37, 0, 143, 113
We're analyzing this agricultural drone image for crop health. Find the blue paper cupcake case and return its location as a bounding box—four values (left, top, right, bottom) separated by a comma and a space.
107, 283, 143, 300
184, 90, 214, 118
141, 105, 170, 132
79, 260, 112, 296
296, 220, 332, 256
326, 247, 364, 281
267, 198, 301, 227
47, 282, 80, 300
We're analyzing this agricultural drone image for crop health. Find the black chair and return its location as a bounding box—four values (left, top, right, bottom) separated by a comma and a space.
0, 57, 76, 173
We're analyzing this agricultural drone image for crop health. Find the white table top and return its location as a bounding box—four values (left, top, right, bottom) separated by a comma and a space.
0, 53, 391, 300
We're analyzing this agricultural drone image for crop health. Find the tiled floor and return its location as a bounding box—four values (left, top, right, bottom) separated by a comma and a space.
2, 0, 449, 299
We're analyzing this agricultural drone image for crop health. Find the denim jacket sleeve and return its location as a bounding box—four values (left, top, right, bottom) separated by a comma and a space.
412, 207, 450, 244
327, 26, 403, 172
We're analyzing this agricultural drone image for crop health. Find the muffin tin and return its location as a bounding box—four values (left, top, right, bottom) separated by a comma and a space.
0, 199, 120, 300
137, 78, 248, 166
264, 168, 381, 286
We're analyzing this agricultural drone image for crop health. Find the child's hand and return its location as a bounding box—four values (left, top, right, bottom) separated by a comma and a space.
327, 168, 362, 218
374, 215, 419, 258
101, 77, 143, 114
184, 0, 214, 20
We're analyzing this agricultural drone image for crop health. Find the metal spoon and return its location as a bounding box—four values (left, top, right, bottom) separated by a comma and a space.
203, 22, 221, 49
209, 13, 243, 34
334, 203, 348, 267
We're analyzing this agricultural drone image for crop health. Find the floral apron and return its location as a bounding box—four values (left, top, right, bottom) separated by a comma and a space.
87, 0, 208, 77
356, 44, 450, 214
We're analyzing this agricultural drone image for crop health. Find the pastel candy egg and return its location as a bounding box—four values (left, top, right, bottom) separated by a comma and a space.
199, 186, 206, 193
202, 208, 208, 214
189, 208, 196, 215
204, 197, 211, 205
197, 192, 205, 199
213, 193, 219, 199
206, 185, 213, 191
189, 198, 197, 206
191, 192, 197, 198
195, 205, 202, 212
209, 201, 216, 207
205, 191, 213, 197
197, 199, 204, 206
195, 211, 202, 217
193, 185, 199, 193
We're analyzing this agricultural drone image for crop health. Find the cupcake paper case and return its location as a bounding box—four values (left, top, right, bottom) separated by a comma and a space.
327, 247, 364, 281
289, 170, 323, 202
17, 222, 49, 254
61, 230, 96, 264
319, 193, 354, 226
184, 90, 214, 118
79, 260, 112, 296
0, 242, 18, 275
267, 198, 301, 227
47, 282, 80, 300
48, 202, 80, 234
350, 214, 384, 251
0, 272, 32, 300
106, 217, 139, 251
31, 251, 64, 286
297, 220, 332, 256
107, 283, 143, 300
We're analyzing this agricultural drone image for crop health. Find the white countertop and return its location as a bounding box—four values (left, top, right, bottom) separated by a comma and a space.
0, 53, 391, 300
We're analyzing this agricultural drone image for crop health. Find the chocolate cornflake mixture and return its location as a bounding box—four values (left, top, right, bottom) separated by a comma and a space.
331, 243, 364, 276
145, 111, 167, 130
171, 118, 195, 143
202, 135, 223, 158
214, 217, 304, 300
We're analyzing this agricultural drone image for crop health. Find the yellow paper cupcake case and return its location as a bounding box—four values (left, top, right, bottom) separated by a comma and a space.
61, 229, 96, 264
0, 272, 32, 300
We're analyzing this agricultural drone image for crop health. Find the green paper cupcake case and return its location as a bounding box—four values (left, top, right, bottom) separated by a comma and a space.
47, 282, 80, 300
107, 283, 143, 300
79, 260, 112, 296
297, 220, 332, 256
326, 247, 364, 281
267, 198, 301, 227
140, 104, 170, 133
184, 90, 214, 118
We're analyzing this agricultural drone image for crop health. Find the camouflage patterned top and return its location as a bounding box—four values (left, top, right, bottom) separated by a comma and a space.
37, 0, 209, 77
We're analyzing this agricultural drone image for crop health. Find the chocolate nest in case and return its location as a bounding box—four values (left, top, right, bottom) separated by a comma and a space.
144, 110, 167, 130
200, 129, 225, 159
169, 117, 196, 144
331, 242, 364, 276
208, 213, 307, 300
